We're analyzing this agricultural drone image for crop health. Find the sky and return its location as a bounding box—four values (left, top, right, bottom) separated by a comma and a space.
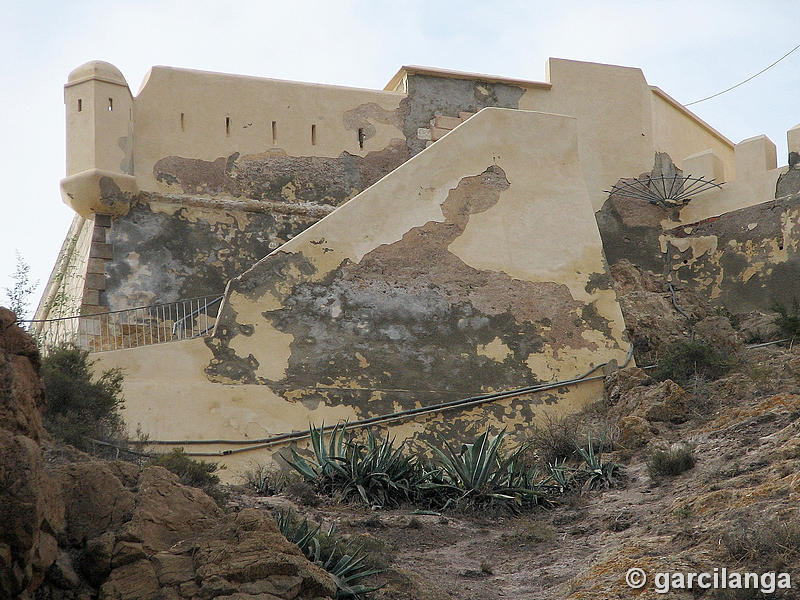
1, 0, 799, 318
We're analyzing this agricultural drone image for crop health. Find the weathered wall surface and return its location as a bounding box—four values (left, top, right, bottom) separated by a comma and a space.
46, 58, 751, 322
103, 194, 331, 309
596, 152, 800, 314
93, 108, 630, 478
134, 66, 409, 201
664, 190, 800, 313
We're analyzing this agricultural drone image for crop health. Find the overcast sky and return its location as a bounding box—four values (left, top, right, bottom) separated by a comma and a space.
2, 0, 799, 318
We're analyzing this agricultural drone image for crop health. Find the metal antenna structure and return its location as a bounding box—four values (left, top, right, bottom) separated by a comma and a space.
604, 174, 724, 209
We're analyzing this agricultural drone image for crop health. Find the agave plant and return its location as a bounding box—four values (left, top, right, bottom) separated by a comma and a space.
338, 429, 428, 507
546, 458, 576, 493
276, 509, 382, 599
282, 424, 429, 507
283, 422, 350, 483
576, 433, 621, 490
425, 428, 545, 511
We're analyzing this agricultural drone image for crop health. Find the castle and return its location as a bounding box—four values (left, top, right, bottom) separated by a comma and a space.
34, 58, 800, 475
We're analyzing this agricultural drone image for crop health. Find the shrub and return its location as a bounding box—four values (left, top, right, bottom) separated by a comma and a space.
722, 516, 800, 567
527, 415, 579, 464
773, 298, 800, 338
424, 428, 547, 512
647, 445, 695, 477
282, 424, 428, 507
276, 509, 382, 599
42, 345, 125, 449
149, 448, 228, 506
651, 341, 732, 385
244, 462, 293, 495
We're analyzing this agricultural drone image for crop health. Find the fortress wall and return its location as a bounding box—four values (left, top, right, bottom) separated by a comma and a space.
596, 136, 800, 314
134, 67, 409, 207
93, 108, 630, 478
663, 162, 800, 313
102, 194, 331, 309
519, 59, 656, 211
649, 88, 735, 180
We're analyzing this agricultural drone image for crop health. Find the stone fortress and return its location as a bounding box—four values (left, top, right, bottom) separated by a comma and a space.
33, 57, 800, 476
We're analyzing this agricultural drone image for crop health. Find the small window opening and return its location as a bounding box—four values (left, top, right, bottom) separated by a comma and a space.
108, 98, 113, 111
180, 113, 185, 131
311, 124, 317, 146
271, 121, 277, 145
358, 128, 365, 149
225, 117, 230, 136
77, 99, 82, 112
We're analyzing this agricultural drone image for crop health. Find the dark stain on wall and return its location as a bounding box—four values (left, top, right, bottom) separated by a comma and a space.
104, 197, 319, 309
666, 196, 800, 312
153, 141, 409, 207
595, 188, 668, 275
342, 102, 404, 143
400, 74, 526, 155
207, 165, 615, 419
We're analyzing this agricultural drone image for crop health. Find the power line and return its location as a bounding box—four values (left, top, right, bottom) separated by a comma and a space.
685, 42, 800, 106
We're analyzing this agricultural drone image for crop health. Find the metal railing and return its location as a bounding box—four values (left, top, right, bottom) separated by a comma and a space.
20, 294, 223, 354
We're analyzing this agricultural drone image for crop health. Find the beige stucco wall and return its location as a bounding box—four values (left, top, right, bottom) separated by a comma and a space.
649, 89, 735, 180
93, 107, 630, 481
96, 338, 605, 482
133, 67, 406, 193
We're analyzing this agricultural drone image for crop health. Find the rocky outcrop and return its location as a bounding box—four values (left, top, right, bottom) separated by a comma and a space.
0, 307, 336, 600
0, 307, 64, 598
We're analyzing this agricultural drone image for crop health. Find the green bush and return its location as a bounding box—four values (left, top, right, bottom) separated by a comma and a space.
647, 445, 695, 477
149, 448, 228, 506
42, 345, 125, 449
276, 509, 382, 599
651, 341, 732, 385
773, 298, 800, 337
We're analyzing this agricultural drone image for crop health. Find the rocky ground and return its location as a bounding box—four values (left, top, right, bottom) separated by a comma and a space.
4, 261, 800, 599
0, 306, 336, 600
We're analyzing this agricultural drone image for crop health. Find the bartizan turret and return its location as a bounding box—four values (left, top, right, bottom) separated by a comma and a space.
60, 60, 138, 216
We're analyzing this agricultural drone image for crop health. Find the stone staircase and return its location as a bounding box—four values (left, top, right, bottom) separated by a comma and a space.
416, 111, 477, 148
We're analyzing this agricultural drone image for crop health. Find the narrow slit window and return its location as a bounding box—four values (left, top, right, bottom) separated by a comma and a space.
108, 98, 113, 111
225, 116, 230, 136
358, 128, 365, 149
271, 120, 277, 145
311, 124, 316, 146
180, 113, 185, 131
77, 99, 82, 112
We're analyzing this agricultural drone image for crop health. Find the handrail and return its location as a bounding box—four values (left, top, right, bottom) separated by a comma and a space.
17, 293, 224, 354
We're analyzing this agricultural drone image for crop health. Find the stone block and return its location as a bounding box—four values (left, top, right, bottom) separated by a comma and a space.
85, 273, 106, 291
430, 127, 450, 141
94, 214, 112, 228
433, 115, 461, 130
416, 127, 432, 141
92, 226, 107, 243
82, 289, 100, 306
90, 242, 113, 260
87, 258, 106, 274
